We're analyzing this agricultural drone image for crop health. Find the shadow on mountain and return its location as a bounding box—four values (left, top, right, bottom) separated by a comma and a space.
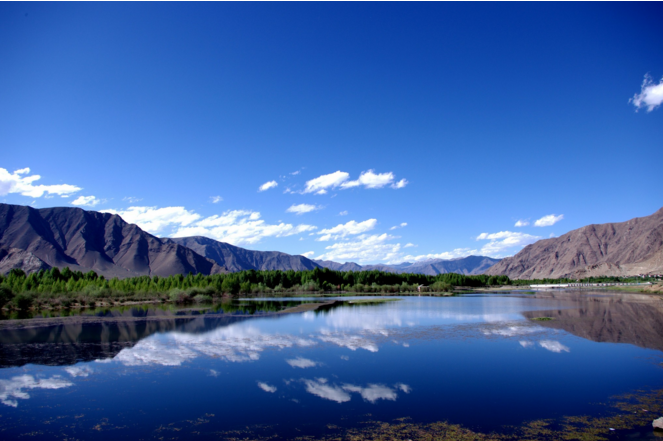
523, 290, 663, 351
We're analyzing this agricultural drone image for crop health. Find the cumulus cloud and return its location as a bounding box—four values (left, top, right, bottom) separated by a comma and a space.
400, 247, 478, 263
286, 357, 319, 369
209, 369, 219, 377
390, 222, 407, 230
339, 211, 348, 216
514, 219, 529, 227
287, 203, 322, 215
210, 196, 223, 203
340, 170, 395, 189
303, 171, 350, 194
534, 214, 563, 227
396, 383, 411, 393
302, 170, 407, 194
122, 196, 142, 203
258, 180, 278, 192
476, 231, 541, 257
403, 243, 416, 248
71, 195, 103, 207
519, 341, 534, 348
630, 74, 663, 112
257, 382, 277, 393
0, 167, 81, 198
173, 210, 316, 246
104, 205, 316, 246
317, 219, 377, 241
316, 233, 402, 263
0, 375, 73, 407
103, 206, 201, 235
300, 251, 315, 258
539, 340, 570, 353
392, 179, 408, 189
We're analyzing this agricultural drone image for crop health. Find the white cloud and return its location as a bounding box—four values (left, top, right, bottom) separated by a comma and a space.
173, 209, 316, 246
209, 369, 219, 377
104, 205, 316, 246
341, 384, 398, 403
340, 170, 395, 189
103, 206, 201, 235
400, 247, 478, 263
403, 243, 416, 248
514, 219, 529, 227
122, 196, 142, 203
302, 378, 351, 403
539, 340, 570, 353
303, 171, 350, 194
287, 203, 322, 215
0, 167, 81, 198
300, 251, 315, 258
389, 222, 407, 230
64, 365, 93, 377
302, 170, 407, 194
257, 382, 277, 393
630, 74, 663, 112
291, 170, 301, 176
0, 375, 73, 407
317, 219, 377, 241
71, 195, 102, 207
534, 214, 564, 227
316, 233, 401, 263
286, 357, 319, 369
475, 231, 541, 257
392, 179, 408, 189
519, 341, 534, 348
210, 196, 223, 203
258, 180, 278, 192
339, 211, 348, 216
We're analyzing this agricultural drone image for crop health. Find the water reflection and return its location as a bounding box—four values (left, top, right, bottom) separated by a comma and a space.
0, 374, 72, 407
301, 378, 411, 403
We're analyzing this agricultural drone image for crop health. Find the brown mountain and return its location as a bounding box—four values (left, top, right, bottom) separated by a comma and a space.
0, 203, 225, 278
485, 207, 663, 279
168, 236, 321, 272
522, 291, 663, 352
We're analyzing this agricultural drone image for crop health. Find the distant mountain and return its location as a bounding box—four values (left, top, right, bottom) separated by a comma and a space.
168, 236, 321, 272
485, 207, 663, 279
314, 255, 501, 276
0, 204, 225, 278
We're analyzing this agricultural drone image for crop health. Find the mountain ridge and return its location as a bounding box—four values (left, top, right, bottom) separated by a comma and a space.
485, 207, 663, 279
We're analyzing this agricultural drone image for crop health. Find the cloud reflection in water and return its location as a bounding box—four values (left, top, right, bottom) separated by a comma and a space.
0, 375, 73, 407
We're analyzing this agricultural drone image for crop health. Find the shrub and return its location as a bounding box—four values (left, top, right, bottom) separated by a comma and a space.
193, 294, 212, 303
0, 286, 15, 309
13, 293, 34, 310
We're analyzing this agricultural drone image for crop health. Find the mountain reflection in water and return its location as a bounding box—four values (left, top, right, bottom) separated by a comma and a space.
0, 293, 662, 440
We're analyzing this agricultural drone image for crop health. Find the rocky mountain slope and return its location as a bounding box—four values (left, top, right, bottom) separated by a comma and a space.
0, 204, 225, 278
168, 236, 321, 272
315, 255, 501, 276
485, 207, 663, 279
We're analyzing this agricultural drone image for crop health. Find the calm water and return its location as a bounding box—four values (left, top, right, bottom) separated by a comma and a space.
1, 292, 662, 440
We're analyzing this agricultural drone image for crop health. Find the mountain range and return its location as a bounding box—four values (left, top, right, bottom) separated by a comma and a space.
485, 207, 663, 279
314, 255, 501, 276
2, 203, 661, 280
0, 204, 500, 278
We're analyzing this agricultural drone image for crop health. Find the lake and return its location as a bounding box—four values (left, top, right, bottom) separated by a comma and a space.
1, 291, 662, 440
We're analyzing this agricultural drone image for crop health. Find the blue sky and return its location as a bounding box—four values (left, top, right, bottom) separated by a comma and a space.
1, 3, 661, 264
